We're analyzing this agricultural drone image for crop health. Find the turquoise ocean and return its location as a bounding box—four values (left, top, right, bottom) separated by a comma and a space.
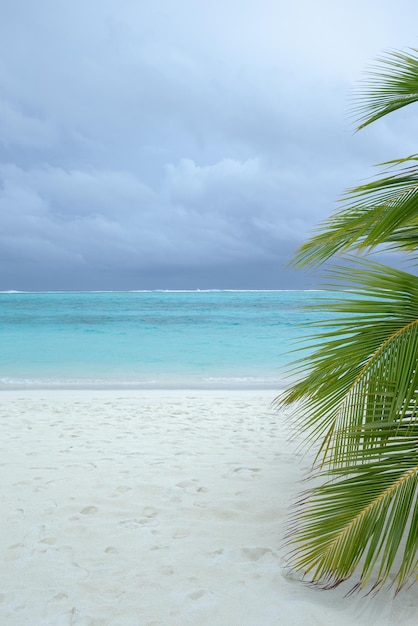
0, 290, 332, 390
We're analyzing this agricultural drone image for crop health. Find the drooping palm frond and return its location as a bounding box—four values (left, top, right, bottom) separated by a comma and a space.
291, 157, 418, 269
291, 49, 418, 270
278, 260, 418, 591
282, 42, 418, 595
288, 443, 418, 593
353, 48, 418, 129
280, 260, 418, 457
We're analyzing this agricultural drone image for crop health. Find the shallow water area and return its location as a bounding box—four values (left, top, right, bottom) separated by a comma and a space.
0, 290, 333, 389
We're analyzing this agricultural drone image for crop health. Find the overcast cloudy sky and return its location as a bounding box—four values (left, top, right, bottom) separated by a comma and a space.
1, 0, 418, 290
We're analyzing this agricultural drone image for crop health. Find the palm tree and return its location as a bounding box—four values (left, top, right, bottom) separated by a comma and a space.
279, 48, 418, 593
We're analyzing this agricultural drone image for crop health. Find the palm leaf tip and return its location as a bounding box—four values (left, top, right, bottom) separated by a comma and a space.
354, 48, 418, 130
287, 461, 418, 594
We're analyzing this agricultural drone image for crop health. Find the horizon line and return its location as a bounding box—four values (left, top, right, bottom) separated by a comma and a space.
0, 288, 328, 294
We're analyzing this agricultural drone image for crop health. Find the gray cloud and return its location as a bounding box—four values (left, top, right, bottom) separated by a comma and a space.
1, 0, 418, 289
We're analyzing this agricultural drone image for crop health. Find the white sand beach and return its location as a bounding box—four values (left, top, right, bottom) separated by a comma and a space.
0, 390, 416, 625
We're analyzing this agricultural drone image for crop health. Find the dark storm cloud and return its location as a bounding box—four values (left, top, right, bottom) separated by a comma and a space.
1, 0, 418, 289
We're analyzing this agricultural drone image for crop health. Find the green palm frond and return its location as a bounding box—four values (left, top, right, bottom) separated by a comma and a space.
283, 43, 418, 595
280, 260, 418, 454
353, 48, 418, 129
291, 157, 418, 269
288, 447, 418, 592
279, 260, 418, 591
292, 48, 418, 269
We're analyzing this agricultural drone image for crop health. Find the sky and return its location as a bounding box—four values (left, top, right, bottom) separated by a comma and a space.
1, 0, 418, 290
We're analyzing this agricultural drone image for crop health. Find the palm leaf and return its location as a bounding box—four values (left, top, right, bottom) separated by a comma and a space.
283, 43, 418, 594
288, 447, 418, 592
279, 260, 418, 591
353, 48, 418, 129
292, 48, 418, 269
291, 157, 418, 269
280, 260, 418, 458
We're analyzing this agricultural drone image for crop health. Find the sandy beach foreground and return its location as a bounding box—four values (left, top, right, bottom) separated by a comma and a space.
0, 390, 416, 625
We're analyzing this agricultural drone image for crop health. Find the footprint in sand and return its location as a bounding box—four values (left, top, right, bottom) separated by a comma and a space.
213, 547, 278, 563
52, 592, 69, 601
241, 547, 277, 562
172, 529, 190, 539
119, 519, 142, 528
188, 589, 207, 600
208, 549, 224, 558
143, 506, 158, 518
4, 543, 25, 562
174, 479, 209, 494
80, 506, 98, 515
39, 537, 56, 545
223, 467, 262, 479
110, 485, 132, 498
119, 511, 159, 528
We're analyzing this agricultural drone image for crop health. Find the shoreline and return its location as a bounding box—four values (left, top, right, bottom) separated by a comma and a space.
0, 382, 285, 392
0, 379, 290, 393
1, 390, 416, 625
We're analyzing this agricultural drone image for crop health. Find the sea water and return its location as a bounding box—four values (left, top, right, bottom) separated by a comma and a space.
0, 290, 335, 389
